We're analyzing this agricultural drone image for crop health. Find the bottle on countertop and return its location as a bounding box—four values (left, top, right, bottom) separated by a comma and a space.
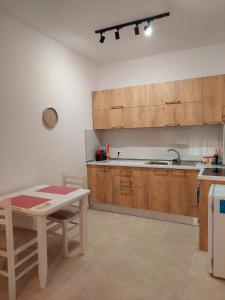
212, 148, 220, 165
105, 144, 110, 160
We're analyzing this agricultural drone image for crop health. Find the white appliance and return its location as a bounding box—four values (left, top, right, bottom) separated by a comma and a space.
208, 184, 225, 279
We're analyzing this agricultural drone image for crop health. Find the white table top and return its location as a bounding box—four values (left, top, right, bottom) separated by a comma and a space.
0, 185, 90, 216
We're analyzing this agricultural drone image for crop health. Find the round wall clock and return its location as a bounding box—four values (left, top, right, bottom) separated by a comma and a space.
42, 107, 58, 128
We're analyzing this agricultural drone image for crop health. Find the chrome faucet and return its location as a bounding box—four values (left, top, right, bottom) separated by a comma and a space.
167, 148, 181, 163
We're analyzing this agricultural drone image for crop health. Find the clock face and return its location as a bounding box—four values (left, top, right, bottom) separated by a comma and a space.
42, 107, 58, 128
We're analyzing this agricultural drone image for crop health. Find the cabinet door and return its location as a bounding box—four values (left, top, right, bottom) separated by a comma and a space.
170, 170, 187, 215
111, 88, 126, 109
93, 109, 111, 129
146, 81, 182, 106
175, 101, 203, 126
112, 167, 145, 209
123, 107, 146, 128
111, 108, 123, 129
92, 90, 112, 110
185, 171, 199, 217
87, 166, 112, 204
124, 86, 146, 107
181, 78, 203, 103
146, 105, 166, 127
146, 105, 175, 127
203, 75, 225, 124
149, 169, 170, 213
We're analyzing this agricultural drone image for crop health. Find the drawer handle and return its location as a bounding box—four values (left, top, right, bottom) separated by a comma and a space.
111, 106, 123, 109
165, 100, 181, 105
165, 123, 180, 127
112, 126, 123, 129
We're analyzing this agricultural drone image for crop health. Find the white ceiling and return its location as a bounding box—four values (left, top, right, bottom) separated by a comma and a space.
0, 0, 225, 65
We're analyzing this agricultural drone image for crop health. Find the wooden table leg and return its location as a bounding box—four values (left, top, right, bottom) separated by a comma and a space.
79, 196, 88, 255
36, 215, 48, 289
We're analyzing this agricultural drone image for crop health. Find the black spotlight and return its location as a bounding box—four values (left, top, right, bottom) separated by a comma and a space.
115, 29, 120, 40
134, 24, 140, 35
99, 33, 105, 43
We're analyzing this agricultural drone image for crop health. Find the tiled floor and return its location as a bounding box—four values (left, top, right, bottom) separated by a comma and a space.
1, 209, 225, 300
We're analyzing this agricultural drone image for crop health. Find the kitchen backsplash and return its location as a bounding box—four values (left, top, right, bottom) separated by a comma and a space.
100, 125, 223, 161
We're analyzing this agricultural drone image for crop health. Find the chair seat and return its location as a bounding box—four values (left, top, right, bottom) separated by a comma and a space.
48, 208, 80, 221
0, 227, 36, 251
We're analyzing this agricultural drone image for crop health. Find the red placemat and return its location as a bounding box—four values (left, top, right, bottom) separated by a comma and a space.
37, 186, 78, 195
11, 195, 50, 209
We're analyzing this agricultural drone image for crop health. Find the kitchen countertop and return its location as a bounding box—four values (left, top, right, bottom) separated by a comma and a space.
198, 165, 225, 182
87, 159, 225, 181
87, 159, 203, 171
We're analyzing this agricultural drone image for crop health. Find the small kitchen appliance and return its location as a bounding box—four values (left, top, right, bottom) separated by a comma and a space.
208, 184, 225, 279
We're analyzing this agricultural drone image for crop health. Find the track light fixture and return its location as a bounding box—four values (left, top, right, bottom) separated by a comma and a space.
95, 12, 170, 43
115, 29, 120, 40
134, 24, 140, 35
144, 22, 153, 36
99, 33, 105, 44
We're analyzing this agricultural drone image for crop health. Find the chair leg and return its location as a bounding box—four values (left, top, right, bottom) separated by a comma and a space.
7, 256, 16, 300
62, 221, 69, 257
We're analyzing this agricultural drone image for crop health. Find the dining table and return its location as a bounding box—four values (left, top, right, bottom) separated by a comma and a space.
0, 184, 90, 290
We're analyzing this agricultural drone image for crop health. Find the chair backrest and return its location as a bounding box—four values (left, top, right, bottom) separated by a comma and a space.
0, 198, 14, 260
62, 174, 86, 188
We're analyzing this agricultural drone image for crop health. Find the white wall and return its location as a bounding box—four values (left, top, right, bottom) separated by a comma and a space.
99, 43, 225, 89
0, 12, 99, 195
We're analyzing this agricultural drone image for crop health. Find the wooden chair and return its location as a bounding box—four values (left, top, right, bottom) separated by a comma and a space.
47, 174, 86, 257
0, 199, 38, 300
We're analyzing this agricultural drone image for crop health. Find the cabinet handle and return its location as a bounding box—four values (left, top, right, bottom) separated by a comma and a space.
120, 171, 132, 177
111, 106, 123, 109
112, 126, 123, 129
165, 100, 181, 105
165, 123, 180, 127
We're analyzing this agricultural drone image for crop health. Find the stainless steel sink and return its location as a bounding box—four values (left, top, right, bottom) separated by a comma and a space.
145, 161, 171, 166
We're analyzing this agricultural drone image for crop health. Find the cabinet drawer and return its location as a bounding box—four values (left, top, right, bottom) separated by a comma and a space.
111, 167, 143, 177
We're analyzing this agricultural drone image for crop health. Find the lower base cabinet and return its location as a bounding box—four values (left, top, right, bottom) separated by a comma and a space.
87, 165, 199, 218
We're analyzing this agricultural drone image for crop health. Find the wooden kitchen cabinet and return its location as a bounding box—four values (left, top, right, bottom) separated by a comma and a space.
93, 109, 111, 129
182, 78, 203, 103
203, 74, 225, 124
146, 81, 182, 106
110, 108, 123, 129
87, 165, 112, 204
146, 78, 202, 106
149, 169, 170, 213
170, 170, 198, 217
112, 167, 145, 208
146, 105, 175, 127
146, 105, 166, 127
87, 166, 199, 218
92, 90, 112, 110
123, 107, 146, 128
111, 86, 146, 108
175, 101, 203, 126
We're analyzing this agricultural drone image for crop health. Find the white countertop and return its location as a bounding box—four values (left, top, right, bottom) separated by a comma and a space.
87, 159, 203, 171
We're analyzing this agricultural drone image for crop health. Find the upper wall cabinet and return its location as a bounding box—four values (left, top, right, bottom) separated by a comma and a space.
203, 74, 225, 124
92, 74, 225, 129
92, 90, 112, 110
146, 78, 203, 106
111, 86, 146, 108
